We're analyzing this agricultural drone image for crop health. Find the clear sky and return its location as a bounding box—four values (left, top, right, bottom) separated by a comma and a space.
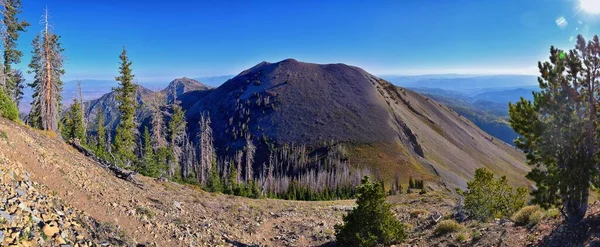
11, 0, 600, 83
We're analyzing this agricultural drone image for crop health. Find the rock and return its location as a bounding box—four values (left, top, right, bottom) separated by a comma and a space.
55, 235, 67, 244
43, 222, 60, 237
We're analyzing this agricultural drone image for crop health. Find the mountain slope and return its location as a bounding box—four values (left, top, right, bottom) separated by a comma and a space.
83, 78, 211, 135
185, 59, 529, 189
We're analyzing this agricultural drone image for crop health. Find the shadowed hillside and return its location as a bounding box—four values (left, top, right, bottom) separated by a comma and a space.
182, 59, 529, 189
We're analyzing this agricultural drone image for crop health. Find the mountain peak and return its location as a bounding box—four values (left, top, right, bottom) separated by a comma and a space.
162, 77, 212, 101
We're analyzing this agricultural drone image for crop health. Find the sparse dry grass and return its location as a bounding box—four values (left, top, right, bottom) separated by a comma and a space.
410, 209, 429, 218
434, 220, 465, 235
512, 205, 544, 227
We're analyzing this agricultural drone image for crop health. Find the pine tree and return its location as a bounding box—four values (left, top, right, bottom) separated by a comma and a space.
2, 0, 29, 95
9, 70, 24, 107
68, 98, 85, 142
206, 162, 222, 192
28, 9, 64, 131
408, 177, 414, 189
113, 47, 137, 168
335, 176, 406, 246
509, 35, 600, 225
96, 107, 106, 157
141, 126, 160, 177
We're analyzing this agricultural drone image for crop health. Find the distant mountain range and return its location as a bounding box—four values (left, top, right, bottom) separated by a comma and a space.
79, 59, 529, 190
384, 75, 538, 95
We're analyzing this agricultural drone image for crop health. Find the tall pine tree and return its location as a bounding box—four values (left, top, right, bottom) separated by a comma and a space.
28, 9, 64, 131
113, 47, 137, 168
2, 0, 29, 95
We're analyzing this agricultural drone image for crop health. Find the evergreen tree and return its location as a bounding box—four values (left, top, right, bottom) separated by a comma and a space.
28, 9, 64, 131
141, 126, 161, 177
61, 108, 72, 139
206, 162, 222, 192
113, 47, 137, 168
96, 107, 106, 157
509, 35, 600, 225
335, 176, 406, 246
408, 177, 414, 189
9, 70, 24, 107
68, 99, 85, 142
2, 0, 29, 95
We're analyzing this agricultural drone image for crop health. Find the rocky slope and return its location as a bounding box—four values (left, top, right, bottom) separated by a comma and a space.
0, 117, 598, 246
185, 59, 529, 189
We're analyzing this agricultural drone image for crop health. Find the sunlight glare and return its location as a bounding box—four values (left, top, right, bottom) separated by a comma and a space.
581, 0, 600, 14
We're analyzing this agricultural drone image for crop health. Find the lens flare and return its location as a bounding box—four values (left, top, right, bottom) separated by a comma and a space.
580, 0, 600, 14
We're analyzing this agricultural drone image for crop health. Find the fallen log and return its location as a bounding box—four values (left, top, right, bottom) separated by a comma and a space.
69, 140, 143, 188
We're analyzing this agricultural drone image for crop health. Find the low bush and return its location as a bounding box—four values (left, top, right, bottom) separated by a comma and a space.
457, 168, 528, 221
0, 89, 18, 121
434, 220, 464, 235
511, 205, 543, 227
545, 208, 560, 219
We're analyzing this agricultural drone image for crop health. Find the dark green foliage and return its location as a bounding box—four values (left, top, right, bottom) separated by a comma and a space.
206, 163, 222, 192
140, 126, 162, 177
335, 176, 406, 247
2, 0, 29, 96
113, 47, 137, 168
509, 35, 600, 225
457, 168, 528, 221
64, 99, 85, 142
154, 146, 169, 176
407, 177, 424, 192
9, 70, 25, 108
0, 89, 18, 120
95, 108, 107, 158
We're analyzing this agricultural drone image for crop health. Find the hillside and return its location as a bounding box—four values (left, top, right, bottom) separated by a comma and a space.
183, 59, 529, 189
83, 77, 211, 135
0, 117, 596, 246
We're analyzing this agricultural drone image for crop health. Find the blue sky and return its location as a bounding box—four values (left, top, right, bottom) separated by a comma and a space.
12, 0, 600, 83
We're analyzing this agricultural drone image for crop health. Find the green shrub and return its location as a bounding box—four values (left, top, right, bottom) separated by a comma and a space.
434, 220, 464, 235
545, 208, 560, 219
456, 232, 467, 242
335, 176, 406, 247
457, 168, 528, 221
512, 205, 544, 227
471, 230, 482, 242
0, 89, 18, 121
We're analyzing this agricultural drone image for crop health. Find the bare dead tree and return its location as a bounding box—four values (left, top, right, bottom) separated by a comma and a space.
235, 150, 243, 184
244, 137, 255, 184
77, 80, 86, 134
197, 112, 215, 185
